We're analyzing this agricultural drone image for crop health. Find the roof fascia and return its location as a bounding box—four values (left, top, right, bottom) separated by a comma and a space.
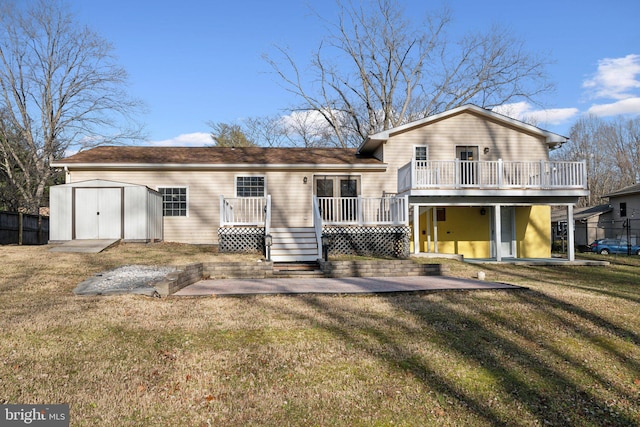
50, 162, 388, 171
358, 104, 569, 153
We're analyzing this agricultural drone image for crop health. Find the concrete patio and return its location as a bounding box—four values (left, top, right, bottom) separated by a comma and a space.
173, 275, 522, 297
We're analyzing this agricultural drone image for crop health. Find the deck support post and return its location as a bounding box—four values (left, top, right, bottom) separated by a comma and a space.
412, 205, 419, 254
494, 205, 502, 262
567, 204, 575, 261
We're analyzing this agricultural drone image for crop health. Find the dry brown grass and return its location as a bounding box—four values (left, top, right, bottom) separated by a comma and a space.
1, 243, 639, 426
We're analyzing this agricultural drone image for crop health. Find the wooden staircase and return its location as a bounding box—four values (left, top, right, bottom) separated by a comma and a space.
269, 227, 320, 262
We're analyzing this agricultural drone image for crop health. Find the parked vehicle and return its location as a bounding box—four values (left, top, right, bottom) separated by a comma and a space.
589, 239, 640, 255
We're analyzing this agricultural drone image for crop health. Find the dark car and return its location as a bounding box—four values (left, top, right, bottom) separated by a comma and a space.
589, 239, 640, 255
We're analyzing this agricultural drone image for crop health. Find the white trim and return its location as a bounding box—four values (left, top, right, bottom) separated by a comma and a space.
234, 174, 266, 198
402, 189, 590, 198
414, 145, 429, 161
50, 162, 388, 171
312, 174, 362, 197
360, 104, 569, 153
156, 185, 189, 217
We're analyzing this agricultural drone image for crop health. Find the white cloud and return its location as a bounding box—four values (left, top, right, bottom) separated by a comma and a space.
583, 54, 640, 100
492, 102, 579, 126
587, 97, 640, 116
279, 110, 332, 134
146, 132, 211, 147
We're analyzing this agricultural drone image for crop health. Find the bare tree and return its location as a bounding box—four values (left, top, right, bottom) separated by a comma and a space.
0, 0, 144, 214
243, 115, 289, 147
264, 0, 553, 147
553, 114, 640, 207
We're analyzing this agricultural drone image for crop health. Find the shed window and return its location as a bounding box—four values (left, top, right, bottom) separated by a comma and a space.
159, 187, 187, 216
236, 176, 265, 197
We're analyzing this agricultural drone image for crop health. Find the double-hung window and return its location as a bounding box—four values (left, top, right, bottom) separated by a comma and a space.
159, 187, 187, 216
236, 176, 265, 197
415, 145, 428, 161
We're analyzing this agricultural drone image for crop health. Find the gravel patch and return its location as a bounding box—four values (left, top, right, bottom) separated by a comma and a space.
73, 265, 176, 297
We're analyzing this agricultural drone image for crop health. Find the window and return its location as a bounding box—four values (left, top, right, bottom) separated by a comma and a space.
620, 202, 627, 217
159, 187, 187, 216
415, 146, 428, 161
456, 146, 478, 161
236, 176, 265, 197
313, 175, 360, 198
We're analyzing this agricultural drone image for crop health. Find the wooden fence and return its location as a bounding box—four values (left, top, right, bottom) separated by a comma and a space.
0, 211, 49, 245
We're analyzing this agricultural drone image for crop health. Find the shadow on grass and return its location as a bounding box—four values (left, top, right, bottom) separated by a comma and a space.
255, 287, 640, 426
478, 262, 640, 305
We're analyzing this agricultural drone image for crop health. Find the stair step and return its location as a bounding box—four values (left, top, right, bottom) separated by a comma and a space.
271, 255, 319, 263
274, 262, 320, 271
268, 227, 319, 262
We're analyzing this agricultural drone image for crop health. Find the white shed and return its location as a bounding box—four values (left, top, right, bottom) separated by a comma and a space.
49, 179, 163, 242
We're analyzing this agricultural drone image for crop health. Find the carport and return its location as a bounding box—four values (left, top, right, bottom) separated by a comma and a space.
49, 179, 163, 242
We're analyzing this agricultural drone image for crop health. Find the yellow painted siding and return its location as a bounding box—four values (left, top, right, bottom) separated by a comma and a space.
517, 206, 551, 258
418, 207, 492, 257
416, 205, 551, 258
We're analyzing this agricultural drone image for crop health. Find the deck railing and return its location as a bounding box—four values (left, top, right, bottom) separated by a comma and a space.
398, 159, 587, 192
220, 196, 270, 226
315, 195, 409, 226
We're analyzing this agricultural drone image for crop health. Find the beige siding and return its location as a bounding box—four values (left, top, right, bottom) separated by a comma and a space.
70, 170, 227, 244
383, 111, 550, 177
69, 168, 389, 243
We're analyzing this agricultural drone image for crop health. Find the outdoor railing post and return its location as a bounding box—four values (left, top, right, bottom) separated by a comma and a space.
411, 159, 416, 190
404, 195, 409, 226
497, 159, 503, 188
265, 195, 271, 235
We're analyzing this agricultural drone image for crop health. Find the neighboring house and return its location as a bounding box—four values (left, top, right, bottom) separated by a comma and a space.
551, 204, 612, 249
50, 104, 589, 261
604, 183, 640, 244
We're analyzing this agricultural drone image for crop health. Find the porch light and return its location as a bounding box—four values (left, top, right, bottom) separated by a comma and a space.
303, 176, 308, 184
483, 147, 490, 154
480, 208, 486, 216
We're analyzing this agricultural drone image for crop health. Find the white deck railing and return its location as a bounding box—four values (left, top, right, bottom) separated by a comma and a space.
315, 195, 409, 226
398, 159, 587, 192
220, 196, 270, 226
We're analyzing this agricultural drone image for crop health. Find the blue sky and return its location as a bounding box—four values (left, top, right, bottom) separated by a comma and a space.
69, 0, 640, 146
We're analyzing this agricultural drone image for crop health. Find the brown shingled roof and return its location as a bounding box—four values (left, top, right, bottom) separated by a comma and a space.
54, 146, 382, 166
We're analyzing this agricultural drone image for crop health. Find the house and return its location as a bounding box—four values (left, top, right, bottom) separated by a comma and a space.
50, 104, 589, 261
551, 204, 612, 250
604, 183, 640, 244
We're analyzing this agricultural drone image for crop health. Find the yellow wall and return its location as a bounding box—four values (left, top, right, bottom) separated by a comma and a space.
418, 207, 492, 258
517, 206, 551, 258
417, 205, 551, 259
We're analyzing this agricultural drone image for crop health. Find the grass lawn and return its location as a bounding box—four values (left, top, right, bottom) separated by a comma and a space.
1, 242, 639, 426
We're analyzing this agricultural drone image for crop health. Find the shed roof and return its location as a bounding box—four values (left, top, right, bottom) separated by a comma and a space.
606, 183, 640, 198
551, 204, 612, 222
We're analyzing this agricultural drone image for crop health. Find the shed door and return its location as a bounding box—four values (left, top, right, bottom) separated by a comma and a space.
75, 188, 122, 239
